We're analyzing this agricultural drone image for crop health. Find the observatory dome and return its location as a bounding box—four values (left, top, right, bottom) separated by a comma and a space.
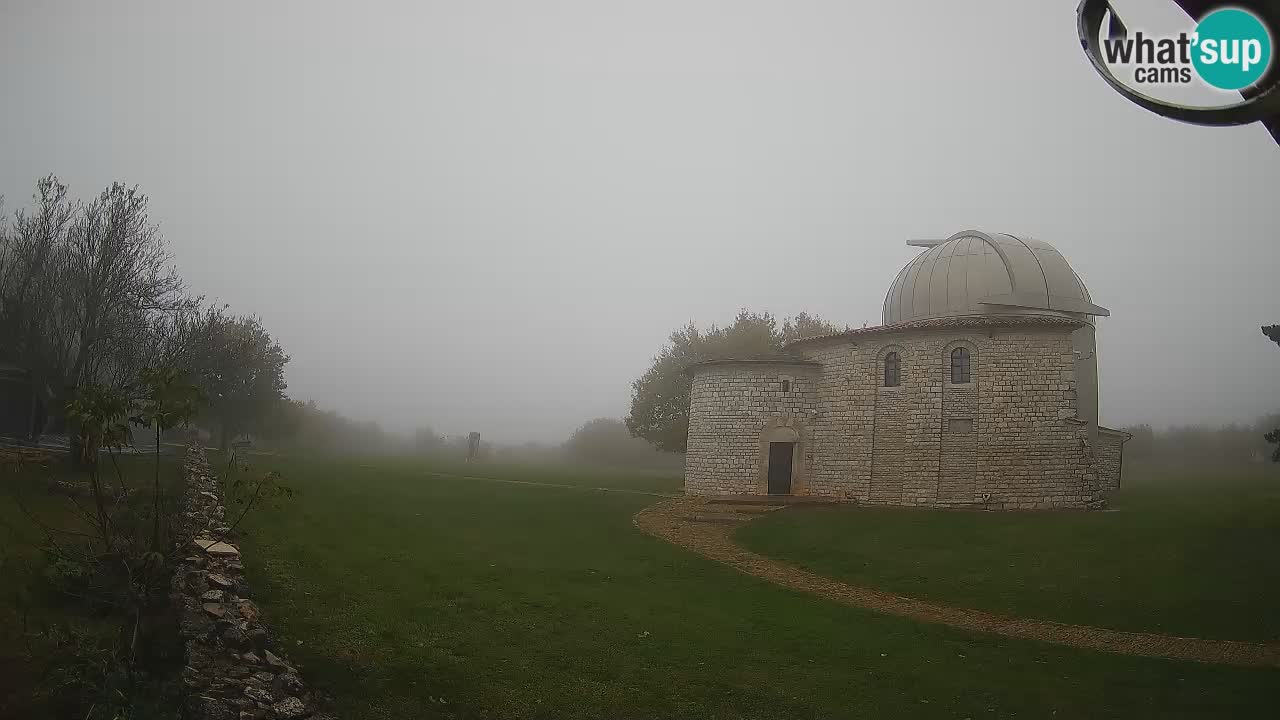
882, 230, 1108, 326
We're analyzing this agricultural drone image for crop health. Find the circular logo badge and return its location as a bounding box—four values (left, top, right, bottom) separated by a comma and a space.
1191, 8, 1273, 90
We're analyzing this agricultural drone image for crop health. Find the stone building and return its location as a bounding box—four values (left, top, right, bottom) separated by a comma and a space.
684, 230, 1129, 510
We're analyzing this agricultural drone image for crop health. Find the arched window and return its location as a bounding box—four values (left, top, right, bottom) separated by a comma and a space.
951, 347, 971, 384
883, 352, 901, 387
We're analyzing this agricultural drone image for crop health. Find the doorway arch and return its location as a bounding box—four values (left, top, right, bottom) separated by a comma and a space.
758, 422, 805, 496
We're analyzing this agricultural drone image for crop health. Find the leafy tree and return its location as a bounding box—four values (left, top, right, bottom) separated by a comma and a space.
780, 312, 846, 344
563, 417, 681, 468
192, 313, 289, 450
253, 397, 401, 455
626, 310, 845, 453
253, 398, 313, 449
45, 370, 206, 688
24, 368, 287, 716
132, 367, 204, 547
64, 383, 134, 547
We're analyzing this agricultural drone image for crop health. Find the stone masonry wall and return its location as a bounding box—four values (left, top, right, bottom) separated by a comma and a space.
972, 332, 1097, 509
172, 444, 333, 720
684, 363, 819, 496
939, 343, 979, 505
687, 320, 1108, 509
1096, 428, 1127, 492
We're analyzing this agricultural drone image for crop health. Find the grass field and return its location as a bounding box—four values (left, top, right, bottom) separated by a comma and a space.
386, 455, 683, 496
233, 455, 1280, 719
737, 466, 1280, 643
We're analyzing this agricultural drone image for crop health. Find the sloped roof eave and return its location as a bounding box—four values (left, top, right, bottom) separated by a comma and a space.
684, 357, 823, 377
784, 313, 1086, 350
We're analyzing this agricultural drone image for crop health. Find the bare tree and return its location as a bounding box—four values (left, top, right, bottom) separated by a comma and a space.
0, 176, 76, 390
60, 182, 185, 390
0, 177, 187, 411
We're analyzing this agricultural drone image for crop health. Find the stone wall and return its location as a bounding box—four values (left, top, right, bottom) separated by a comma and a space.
939, 340, 979, 505
1097, 427, 1128, 492
172, 444, 333, 720
972, 332, 1095, 509
684, 361, 820, 496
686, 317, 1109, 509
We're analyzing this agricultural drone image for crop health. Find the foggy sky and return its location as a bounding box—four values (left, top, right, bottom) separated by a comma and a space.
2, 0, 1278, 444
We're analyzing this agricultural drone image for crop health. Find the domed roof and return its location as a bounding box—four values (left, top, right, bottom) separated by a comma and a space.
882, 230, 1108, 326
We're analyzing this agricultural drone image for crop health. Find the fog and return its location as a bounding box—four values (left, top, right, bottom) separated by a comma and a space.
2, 0, 1278, 444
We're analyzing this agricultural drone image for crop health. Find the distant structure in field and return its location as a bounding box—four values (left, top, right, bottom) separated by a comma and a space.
684, 230, 1128, 510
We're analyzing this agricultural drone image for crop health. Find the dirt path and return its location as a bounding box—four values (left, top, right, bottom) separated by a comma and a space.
634, 497, 1280, 669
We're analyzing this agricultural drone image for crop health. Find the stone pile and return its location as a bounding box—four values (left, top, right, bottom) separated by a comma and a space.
171, 444, 333, 720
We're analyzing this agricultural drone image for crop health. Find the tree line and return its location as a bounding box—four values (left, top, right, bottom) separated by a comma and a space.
0, 175, 314, 449
1120, 414, 1280, 469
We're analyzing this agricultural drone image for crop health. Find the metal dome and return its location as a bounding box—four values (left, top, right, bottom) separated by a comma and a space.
882, 230, 1109, 326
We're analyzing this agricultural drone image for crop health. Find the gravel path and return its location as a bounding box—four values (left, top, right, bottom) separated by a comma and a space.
634, 497, 1280, 668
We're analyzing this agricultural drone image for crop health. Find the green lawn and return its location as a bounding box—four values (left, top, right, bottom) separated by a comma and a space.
737, 466, 1280, 643
399, 455, 683, 495
234, 455, 1279, 719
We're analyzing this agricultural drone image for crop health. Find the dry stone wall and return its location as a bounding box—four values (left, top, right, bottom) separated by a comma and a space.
172, 444, 333, 720
685, 318, 1111, 509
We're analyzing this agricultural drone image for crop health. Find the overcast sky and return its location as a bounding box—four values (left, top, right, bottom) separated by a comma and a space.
2, 0, 1277, 443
